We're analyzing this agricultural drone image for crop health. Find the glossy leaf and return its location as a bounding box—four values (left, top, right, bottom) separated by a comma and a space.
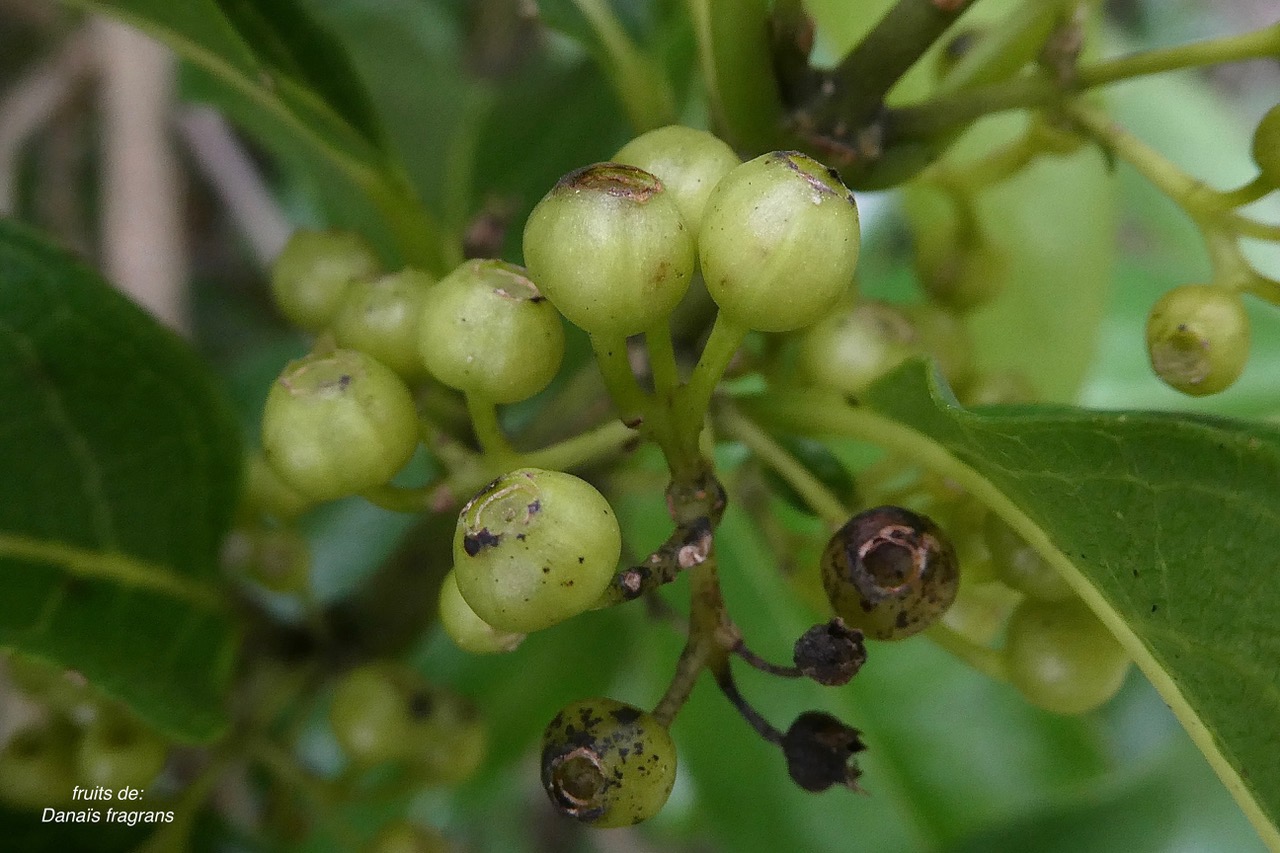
0, 221, 241, 741
749, 360, 1280, 848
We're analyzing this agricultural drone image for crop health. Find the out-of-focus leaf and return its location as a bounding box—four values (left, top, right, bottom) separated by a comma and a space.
0, 221, 241, 741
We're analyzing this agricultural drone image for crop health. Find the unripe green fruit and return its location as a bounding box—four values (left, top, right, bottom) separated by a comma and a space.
222, 527, 312, 593
0, 721, 76, 809
418, 260, 565, 403
541, 697, 676, 828
985, 514, 1073, 602
405, 687, 487, 785
329, 664, 414, 766
76, 712, 168, 790
271, 230, 380, 332
613, 125, 740, 238
523, 163, 695, 338
438, 569, 526, 655
1145, 284, 1249, 396
1252, 103, 1280, 187
333, 268, 435, 378
821, 505, 960, 640
261, 349, 420, 501
914, 229, 1008, 313
906, 303, 975, 388
244, 452, 313, 521
798, 300, 918, 396
366, 822, 451, 853
4, 653, 91, 710
698, 151, 860, 332
1005, 599, 1130, 715
453, 468, 621, 633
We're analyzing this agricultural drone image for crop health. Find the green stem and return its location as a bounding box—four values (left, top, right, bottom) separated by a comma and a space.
651, 548, 730, 726
688, 0, 787, 151
590, 333, 649, 426
893, 21, 1280, 141
465, 393, 516, 459
571, 0, 676, 131
1217, 174, 1275, 210
519, 419, 637, 472
679, 313, 746, 440
926, 623, 1008, 681
805, 0, 979, 128
646, 320, 681, 404
717, 407, 848, 529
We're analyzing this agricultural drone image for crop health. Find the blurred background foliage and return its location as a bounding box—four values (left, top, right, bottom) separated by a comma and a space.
0, 0, 1278, 850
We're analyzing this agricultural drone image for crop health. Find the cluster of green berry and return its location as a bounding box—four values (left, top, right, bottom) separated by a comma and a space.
1141, 102, 1280, 396
0, 654, 169, 809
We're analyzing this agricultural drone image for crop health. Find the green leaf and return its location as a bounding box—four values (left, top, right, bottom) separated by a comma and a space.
0, 220, 242, 742
747, 361, 1280, 848
64, 0, 383, 167
0, 806, 149, 852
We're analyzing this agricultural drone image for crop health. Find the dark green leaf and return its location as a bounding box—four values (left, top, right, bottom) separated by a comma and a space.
210, 0, 384, 147
749, 360, 1280, 848
0, 220, 242, 742
0, 806, 149, 852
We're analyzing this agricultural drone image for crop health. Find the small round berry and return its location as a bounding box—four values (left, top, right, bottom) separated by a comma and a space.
404, 687, 487, 785
3, 653, 91, 711
793, 619, 867, 686
821, 505, 960, 640
438, 569, 526, 655
329, 664, 415, 766
0, 721, 76, 809
1145, 284, 1250, 396
613, 126, 740, 238
418, 260, 565, 403
1005, 599, 1130, 715
914, 229, 1008, 313
781, 711, 866, 792
798, 300, 919, 396
222, 527, 312, 593
453, 468, 621, 633
523, 163, 695, 338
332, 268, 436, 378
699, 151, 860, 332
540, 697, 676, 828
271, 230, 380, 332
365, 821, 451, 853
76, 711, 168, 790
1252, 103, 1280, 187
984, 514, 1073, 602
261, 349, 420, 501
244, 452, 313, 521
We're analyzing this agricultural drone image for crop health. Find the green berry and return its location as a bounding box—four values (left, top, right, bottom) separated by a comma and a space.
821, 505, 960, 640
1005, 599, 1130, 715
613, 125, 740, 238
523, 163, 695, 338
332, 268, 436, 378
271, 230, 380, 332
76, 711, 168, 790
244, 452, 314, 521
438, 569, 526, 655
541, 697, 677, 828
0, 721, 76, 809
418, 260, 565, 403
904, 303, 975, 389
914, 228, 1008, 313
404, 687, 487, 785
453, 468, 621, 633
985, 514, 1073, 602
1252, 102, 1280, 187
798, 300, 918, 396
329, 664, 415, 766
699, 151, 860, 332
365, 822, 451, 853
4, 653, 91, 711
1145, 284, 1250, 396
261, 349, 420, 501
223, 527, 312, 593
